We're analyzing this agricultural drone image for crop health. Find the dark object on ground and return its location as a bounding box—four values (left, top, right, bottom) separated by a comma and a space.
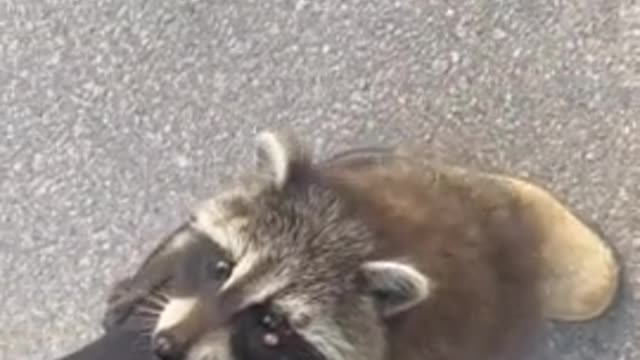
55, 315, 155, 360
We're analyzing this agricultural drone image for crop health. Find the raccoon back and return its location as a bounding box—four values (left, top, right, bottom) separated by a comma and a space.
320, 149, 544, 360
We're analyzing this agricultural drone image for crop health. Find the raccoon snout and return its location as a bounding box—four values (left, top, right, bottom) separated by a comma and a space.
152, 331, 185, 360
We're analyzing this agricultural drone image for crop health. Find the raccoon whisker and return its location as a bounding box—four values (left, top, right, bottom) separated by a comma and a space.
149, 288, 170, 300
135, 307, 164, 317
139, 318, 160, 333
138, 323, 158, 336
141, 317, 159, 325
138, 305, 164, 314
150, 287, 170, 298
141, 323, 156, 332
133, 305, 163, 317
140, 328, 154, 338
142, 295, 169, 308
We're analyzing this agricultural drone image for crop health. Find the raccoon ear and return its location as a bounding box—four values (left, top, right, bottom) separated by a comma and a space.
254, 129, 311, 189
360, 260, 431, 318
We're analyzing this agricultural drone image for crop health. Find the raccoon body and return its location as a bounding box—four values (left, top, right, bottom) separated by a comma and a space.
319, 147, 544, 360
102, 130, 611, 360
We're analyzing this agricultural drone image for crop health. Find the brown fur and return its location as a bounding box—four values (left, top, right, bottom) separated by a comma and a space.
493, 175, 620, 322
103, 130, 620, 360
316, 149, 544, 360
391, 143, 621, 322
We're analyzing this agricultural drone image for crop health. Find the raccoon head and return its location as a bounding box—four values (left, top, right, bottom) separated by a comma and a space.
150, 129, 432, 360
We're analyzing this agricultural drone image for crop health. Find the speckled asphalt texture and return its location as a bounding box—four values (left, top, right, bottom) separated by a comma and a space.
1, 1, 639, 359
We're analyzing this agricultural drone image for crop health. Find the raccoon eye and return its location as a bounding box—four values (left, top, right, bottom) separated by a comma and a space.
206, 260, 233, 282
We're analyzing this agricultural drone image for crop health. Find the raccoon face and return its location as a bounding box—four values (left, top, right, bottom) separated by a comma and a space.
151, 130, 432, 360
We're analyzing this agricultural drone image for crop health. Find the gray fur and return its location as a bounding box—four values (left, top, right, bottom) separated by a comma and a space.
104, 128, 545, 360
103, 129, 431, 360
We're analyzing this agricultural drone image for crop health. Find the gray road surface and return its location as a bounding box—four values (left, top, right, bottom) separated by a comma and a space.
1, 1, 639, 359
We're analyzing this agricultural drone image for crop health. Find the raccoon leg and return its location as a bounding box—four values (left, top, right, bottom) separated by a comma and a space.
492, 175, 621, 322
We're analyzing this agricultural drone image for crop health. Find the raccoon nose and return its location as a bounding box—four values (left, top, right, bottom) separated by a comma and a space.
152, 331, 184, 360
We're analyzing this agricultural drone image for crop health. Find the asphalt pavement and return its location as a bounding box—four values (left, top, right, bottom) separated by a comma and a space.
1, 1, 639, 359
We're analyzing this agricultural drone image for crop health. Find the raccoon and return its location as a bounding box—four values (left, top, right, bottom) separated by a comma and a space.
102, 129, 619, 360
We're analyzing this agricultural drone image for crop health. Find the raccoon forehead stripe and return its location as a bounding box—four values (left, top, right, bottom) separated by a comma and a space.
190, 198, 250, 260
220, 247, 263, 291
220, 249, 292, 308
